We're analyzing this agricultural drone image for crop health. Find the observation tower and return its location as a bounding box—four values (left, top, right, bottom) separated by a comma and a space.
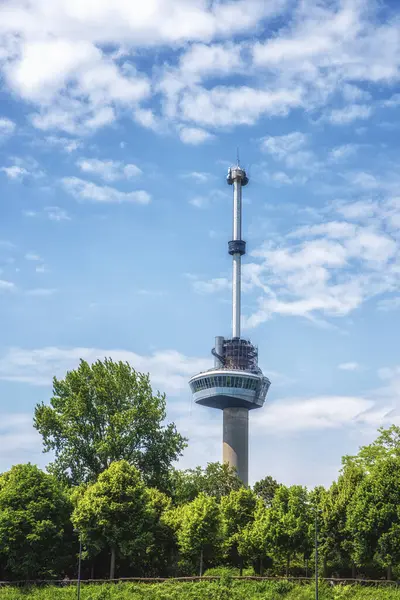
188, 163, 271, 485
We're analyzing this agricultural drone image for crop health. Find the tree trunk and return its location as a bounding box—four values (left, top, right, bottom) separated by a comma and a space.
199, 548, 203, 577
260, 556, 264, 577
351, 563, 356, 579
239, 557, 243, 577
387, 564, 393, 580
286, 555, 290, 577
91, 562, 95, 580
110, 545, 116, 580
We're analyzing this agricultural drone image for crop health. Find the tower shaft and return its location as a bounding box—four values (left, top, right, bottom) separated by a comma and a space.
223, 406, 249, 486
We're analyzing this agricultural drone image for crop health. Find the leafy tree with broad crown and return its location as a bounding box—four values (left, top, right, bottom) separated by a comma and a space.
253, 476, 279, 507
170, 462, 242, 504
34, 358, 187, 488
72, 460, 156, 579
347, 456, 400, 579
221, 487, 257, 573
0, 464, 72, 580
164, 492, 222, 574
262, 484, 312, 576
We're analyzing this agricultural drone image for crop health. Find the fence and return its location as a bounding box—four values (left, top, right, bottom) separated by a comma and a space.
0, 576, 399, 588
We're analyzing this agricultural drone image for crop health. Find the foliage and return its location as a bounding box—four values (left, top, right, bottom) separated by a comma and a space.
2, 581, 400, 600
169, 462, 242, 504
165, 492, 222, 570
221, 488, 257, 569
253, 476, 279, 507
347, 456, 400, 572
0, 464, 72, 579
34, 358, 186, 488
261, 485, 312, 574
72, 461, 156, 577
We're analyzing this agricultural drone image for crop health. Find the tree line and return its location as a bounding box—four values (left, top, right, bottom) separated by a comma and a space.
1, 358, 399, 581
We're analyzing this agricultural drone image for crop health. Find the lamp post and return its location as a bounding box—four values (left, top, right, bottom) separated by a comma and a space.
313, 508, 322, 600
74, 529, 82, 600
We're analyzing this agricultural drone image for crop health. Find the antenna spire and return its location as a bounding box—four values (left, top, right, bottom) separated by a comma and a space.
236, 147, 240, 166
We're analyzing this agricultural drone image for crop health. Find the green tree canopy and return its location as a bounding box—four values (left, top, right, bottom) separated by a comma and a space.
343, 425, 400, 472
221, 488, 257, 572
165, 492, 222, 574
0, 464, 72, 579
72, 460, 156, 579
263, 485, 312, 575
170, 462, 242, 504
34, 358, 187, 488
253, 476, 279, 507
347, 456, 400, 579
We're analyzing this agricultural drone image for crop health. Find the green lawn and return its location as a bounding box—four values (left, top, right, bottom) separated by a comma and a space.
0, 581, 400, 600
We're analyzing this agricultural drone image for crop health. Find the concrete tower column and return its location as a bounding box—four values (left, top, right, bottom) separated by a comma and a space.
223, 407, 249, 486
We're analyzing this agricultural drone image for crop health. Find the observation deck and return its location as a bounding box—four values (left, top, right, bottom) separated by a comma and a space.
188, 337, 271, 410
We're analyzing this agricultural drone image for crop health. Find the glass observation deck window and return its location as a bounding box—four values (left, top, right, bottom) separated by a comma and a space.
190, 374, 259, 393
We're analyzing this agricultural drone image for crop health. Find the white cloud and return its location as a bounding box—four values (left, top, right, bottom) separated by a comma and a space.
25, 252, 41, 261
327, 104, 372, 125
382, 94, 400, 108
62, 177, 151, 204
0, 413, 44, 471
189, 196, 209, 208
192, 277, 230, 294
254, 396, 374, 433
0, 166, 28, 180
239, 193, 400, 327
180, 86, 303, 127
270, 171, 295, 185
378, 297, 400, 311
76, 158, 142, 181
0, 280, 15, 292
0, 117, 15, 137
45, 136, 82, 152
0, 346, 210, 395
261, 131, 307, 159
178, 126, 214, 145
338, 362, 361, 371
329, 144, 359, 161
188, 188, 227, 209
45, 206, 71, 221
182, 171, 211, 183
0, 156, 44, 180
0, 0, 398, 139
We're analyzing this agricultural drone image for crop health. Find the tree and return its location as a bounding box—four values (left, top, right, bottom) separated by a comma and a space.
0, 464, 72, 580
170, 462, 242, 504
263, 485, 312, 575
34, 358, 187, 488
314, 463, 364, 577
237, 499, 273, 575
165, 493, 222, 575
144, 488, 176, 576
253, 476, 279, 507
347, 456, 400, 579
72, 460, 155, 579
221, 488, 257, 573
344, 425, 400, 472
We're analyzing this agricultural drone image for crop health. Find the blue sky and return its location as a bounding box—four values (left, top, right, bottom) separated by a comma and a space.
1, 0, 400, 488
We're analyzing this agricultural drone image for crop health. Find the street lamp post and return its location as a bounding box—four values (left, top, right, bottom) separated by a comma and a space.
74, 529, 82, 600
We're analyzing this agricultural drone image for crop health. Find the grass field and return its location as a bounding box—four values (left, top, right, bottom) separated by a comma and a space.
1, 581, 400, 600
